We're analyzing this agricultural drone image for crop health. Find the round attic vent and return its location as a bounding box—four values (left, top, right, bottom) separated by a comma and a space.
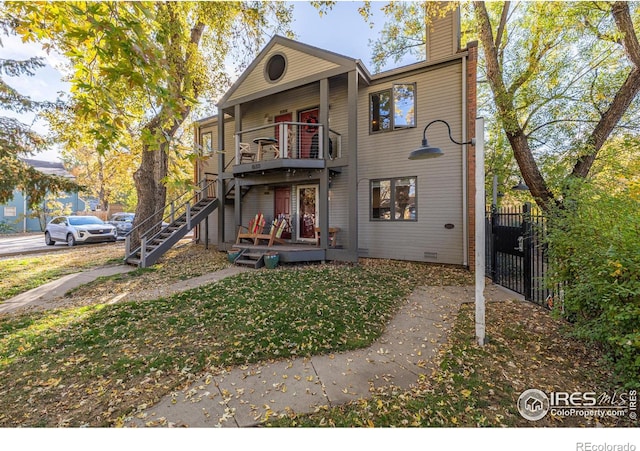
265, 53, 286, 82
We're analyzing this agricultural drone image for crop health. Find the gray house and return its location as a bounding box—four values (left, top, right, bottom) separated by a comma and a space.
193, 7, 478, 268
125, 7, 478, 268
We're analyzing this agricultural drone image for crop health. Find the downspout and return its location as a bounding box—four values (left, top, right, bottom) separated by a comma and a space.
462, 54, 468, 267
193, 122, 199, 243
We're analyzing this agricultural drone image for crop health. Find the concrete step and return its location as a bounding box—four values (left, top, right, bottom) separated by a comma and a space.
235, 257, 264, 269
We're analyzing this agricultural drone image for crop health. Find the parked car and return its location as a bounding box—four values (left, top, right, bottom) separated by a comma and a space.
108, 212, 135, 237
108, 212, 170, 238
44, 215, 117, 246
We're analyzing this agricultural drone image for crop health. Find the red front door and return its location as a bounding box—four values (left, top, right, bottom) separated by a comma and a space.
274, 186, 291, 239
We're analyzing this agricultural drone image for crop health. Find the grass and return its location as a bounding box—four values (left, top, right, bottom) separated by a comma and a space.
0, 246, 472, 427
0, 244, 124, 302
0, 243, 630, 428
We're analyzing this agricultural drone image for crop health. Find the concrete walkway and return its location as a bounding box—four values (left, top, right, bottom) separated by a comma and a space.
0, 264, 249, 315
0, 265, 136, 314
124, 283, 516, 428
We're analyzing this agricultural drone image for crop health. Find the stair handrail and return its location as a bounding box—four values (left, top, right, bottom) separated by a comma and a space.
125, 178, 217, 259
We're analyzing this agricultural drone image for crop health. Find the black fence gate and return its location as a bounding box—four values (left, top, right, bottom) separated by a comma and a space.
485, 203, 553, 307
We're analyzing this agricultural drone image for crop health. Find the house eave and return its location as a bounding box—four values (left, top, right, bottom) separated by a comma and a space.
217, 34, 363, 110
370, 50, 468, 83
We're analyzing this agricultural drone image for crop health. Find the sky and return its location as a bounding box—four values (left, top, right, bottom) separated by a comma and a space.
1, 1, 419, 162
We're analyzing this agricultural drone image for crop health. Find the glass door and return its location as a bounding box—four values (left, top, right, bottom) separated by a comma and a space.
298, 108, 319, 159
297, 185, 318, 241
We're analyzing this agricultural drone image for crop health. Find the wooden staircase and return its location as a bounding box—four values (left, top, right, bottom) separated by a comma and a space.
234, 250, 267, 269
125, 178, 249, 268
125, 196, 219, 267
124, 179, 250, 268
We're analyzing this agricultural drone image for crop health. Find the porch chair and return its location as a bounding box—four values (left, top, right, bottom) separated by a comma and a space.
254, 217, 288, 246
314, 226, 340, 248
261, 143, 280, 160
239, 142, 257, 163
236, 213, 266, 244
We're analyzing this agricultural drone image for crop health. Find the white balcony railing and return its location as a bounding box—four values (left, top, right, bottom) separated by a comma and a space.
234, 122, 341, 164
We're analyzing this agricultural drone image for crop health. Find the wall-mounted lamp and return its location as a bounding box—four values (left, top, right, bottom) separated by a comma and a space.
511, 179, 529, 191
408, 119, 476, 160
410, 117, 486, 347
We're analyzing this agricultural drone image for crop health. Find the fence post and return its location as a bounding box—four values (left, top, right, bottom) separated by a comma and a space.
125, 235, 130, 259
490, 206, 498, 282
186, 202, 191, 230
141, 236, 147, 268
522, 202, 533, 301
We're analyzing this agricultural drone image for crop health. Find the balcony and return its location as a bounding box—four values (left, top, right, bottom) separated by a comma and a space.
232, 122, 341, 175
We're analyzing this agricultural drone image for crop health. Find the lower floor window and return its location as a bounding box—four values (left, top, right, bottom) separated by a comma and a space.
371, 177, 416, 221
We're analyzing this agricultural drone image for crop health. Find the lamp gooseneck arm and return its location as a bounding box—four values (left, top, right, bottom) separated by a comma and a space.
422, 119, 474, 146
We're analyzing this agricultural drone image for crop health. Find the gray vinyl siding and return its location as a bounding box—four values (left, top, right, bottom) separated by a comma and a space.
357, 62, 465, 265
197, 120, 235, 180
201, 205, 232, 246
328, 78, 349, 159
427, 9, 458, 62
327, 166, 350, 248
228, 43, 341, 103
238, 83, 320, 147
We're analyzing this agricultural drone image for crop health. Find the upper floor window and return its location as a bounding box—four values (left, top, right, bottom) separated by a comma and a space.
201, 132, 212, 155
265, 53, 287, 82
370, 83, 416, 133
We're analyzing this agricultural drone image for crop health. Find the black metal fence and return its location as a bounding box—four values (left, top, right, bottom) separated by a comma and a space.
485, 203, 554, 307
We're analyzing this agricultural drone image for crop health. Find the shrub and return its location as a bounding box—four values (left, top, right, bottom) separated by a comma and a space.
0, 219, 16, 234
546, 180, 640, 388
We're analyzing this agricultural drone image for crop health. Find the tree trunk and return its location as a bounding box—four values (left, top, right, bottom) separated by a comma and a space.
132, 136, 168, 245
474, 1, 557, 211
130, 15, 205, 246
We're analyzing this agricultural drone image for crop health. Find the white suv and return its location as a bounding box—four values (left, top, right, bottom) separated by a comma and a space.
45, 215, 117, 246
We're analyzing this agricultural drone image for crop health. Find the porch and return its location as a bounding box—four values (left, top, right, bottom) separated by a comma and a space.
233, 121, 342, 175
229, 242, 327, 263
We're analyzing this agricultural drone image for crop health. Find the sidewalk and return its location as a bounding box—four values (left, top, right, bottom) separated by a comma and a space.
0, 265, 136, 314
124, 283, 516, 428
0, 264, 250, 315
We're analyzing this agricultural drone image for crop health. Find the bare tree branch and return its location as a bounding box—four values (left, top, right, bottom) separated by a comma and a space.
571, 1, 640, 178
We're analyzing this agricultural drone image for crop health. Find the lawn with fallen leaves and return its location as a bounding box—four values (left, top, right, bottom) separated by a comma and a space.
270, 299, 635, 428
0, 244, 472, 427
2, 243, 631, 428
0, 244, 124, 302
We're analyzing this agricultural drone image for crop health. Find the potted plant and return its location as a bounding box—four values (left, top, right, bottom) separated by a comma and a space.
228, 248, 242, 263
264, 251, 279, 269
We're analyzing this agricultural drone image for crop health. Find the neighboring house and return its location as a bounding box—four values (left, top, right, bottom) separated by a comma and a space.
0, 159, 85, 233
193, 6, 478, 267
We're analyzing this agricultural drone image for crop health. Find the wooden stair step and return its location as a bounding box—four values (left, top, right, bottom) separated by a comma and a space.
235, 258, 264, 268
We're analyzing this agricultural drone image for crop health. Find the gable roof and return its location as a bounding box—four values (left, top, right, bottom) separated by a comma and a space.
217, 34, 370, 109
21, 159, 74, 179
